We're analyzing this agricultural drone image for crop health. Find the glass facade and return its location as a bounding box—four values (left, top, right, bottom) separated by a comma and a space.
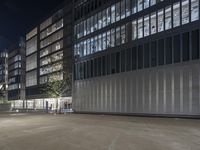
74, 24, 128, 57
132, 0, 199, 41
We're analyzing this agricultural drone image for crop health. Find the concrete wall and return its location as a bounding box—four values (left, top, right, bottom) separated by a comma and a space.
73, 61, 200, 116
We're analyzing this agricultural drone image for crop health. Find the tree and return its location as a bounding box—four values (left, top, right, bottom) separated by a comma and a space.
0, 84, 7, 104
43, 70, 72, 113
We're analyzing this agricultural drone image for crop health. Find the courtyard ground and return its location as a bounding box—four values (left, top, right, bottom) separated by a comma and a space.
0, 113, 199, 150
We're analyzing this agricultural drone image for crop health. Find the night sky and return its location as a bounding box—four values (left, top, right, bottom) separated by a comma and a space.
0, 0, 65, 49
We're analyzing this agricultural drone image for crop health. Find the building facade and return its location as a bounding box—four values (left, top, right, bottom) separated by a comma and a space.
0, 50, 8, 102
73, 0, 200, 116
8, 38, 26, 109
25, 0, 73, 110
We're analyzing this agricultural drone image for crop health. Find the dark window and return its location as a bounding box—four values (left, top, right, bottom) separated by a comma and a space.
173, 35, 181, 63
107, 55, 111, 75
158, 39, 164, 65
182, 32, 190, 61
94, 58, 98, 77
116, 52, 120, 73
102, 56, 106, 76
151, 41, 157, 67
138, 45, 143, 69
121, 50, 126, 72
132, 47, 137, 70
91, 59, 94, 77
84, 62, 86, 79
165, 37, 172, 64
192, 30, 199, 60
87, 61, 90, 78
111, 53, 116, 74
126, 49, 132, 71
98, 57, 102, 76
144, 43, 150, 68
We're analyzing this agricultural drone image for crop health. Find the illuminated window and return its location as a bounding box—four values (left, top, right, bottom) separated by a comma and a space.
173, 2, 180, 27
158, 9, 164, 32
138, 0, 143, 12
111, 4, 116, 23
132, 0, 137, 14
121, 0, 126, 19
138, 18, 143, 39
132, 20, 137, 40
26, 70, 37, 87
151, 12, 157, 34
165, 6, 172, 30
191, 0, 199, 22
144, 0, 150, 9
116, 2, 120, 21
144, 15, 150, 37
182, 0, 189, 25
151, 0, 156, 6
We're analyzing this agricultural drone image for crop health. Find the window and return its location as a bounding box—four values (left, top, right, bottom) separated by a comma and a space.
165, 37, 172, 64
107, 30, 111, 48
138, 45, 143, 69
173, 2, 180, 27
87, 39, 91, 55
144, 15, 150, 37
191, 30, 199, 59
138, 18, 143, 39
94, 14, 98, 31
102, 32, 107, 50
98, 34, 102, 51
102, 9, 107, 27
98, 12, 102, 29
121, 25, 126, 44
121, 0, 126, 19
26, 28, 37, 41
182, 0, 189, 25
151, 41, 157, 67
126, 0, 131, 16
107, 7, 111, 25
111, 29, 115, 47
138, 0, 143, 12
91, 16, 94, 33
191, 0, 199, 22
165, 6, 172, 30
116, 27, 121, 46
26, 70, 37, 87
132, 0, 137, 14
144, 0, 150, 9
26, 54, 37, 71
144, 43, 150, 68
116, 2, 120, 21
26, 36, 37, 56
158, 9, 164, 32
132, 47, 137, 70
151, 13, 157, 34
182, 32, 190, 61
126, 49, 132, 71
158, 39, 164, 65
121, 51, 126, 72
151, 0, 156, 6
173, 35, 181, 63
111, 5, 116, 23
132, 20, 137, 40
87, 18, 91, 34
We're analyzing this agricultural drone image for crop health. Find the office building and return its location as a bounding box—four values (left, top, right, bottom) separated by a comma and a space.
73, 0, 200, 116
0, 50, 8, 101
25, 0, 73, 110
8, 38, 26, 109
